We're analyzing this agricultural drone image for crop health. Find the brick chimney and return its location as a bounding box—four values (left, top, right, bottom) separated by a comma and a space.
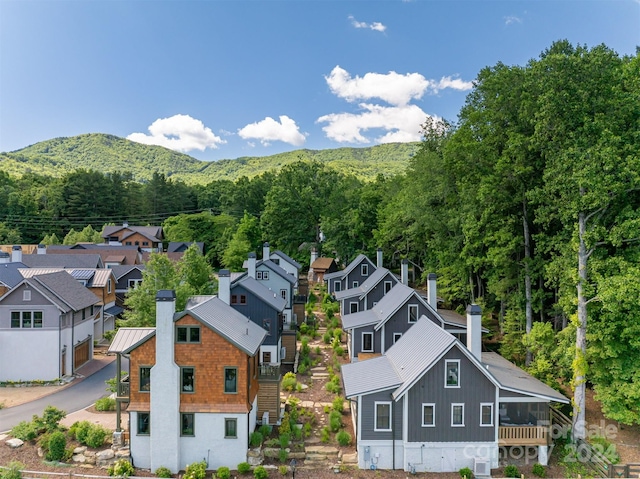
466, 304, 482, 361
218, 269, 231, 305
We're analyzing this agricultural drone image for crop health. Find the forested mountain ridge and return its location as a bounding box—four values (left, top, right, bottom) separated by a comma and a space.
0, 133, 418, 183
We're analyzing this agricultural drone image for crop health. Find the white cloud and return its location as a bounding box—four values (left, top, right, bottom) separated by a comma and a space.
348, 15, 387, 32
238, 115, 306, 146
127, 114, 225, 152
505, 15, 522, 25
317, 103, 432, 144
432, 75, 474, 93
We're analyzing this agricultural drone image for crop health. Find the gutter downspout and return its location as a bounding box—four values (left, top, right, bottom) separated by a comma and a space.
116, 353, 122, 432
391, 393, 395, 470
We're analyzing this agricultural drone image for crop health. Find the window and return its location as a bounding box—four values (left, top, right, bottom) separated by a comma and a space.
22, 311, 32, 328
384, 281, 393, 294
422, 404, 435, 427
480, 403, 494, 426
263, 319, 271, 335
334, 281, 341, 292
139, 366, 151, 392
142, 241, 149, 246
224, 367, 237, 393
125, 241, 132, 246
352, 281, 359, 288
181, 413, 195, 436
135, 241, 139, 246
451, 403, 465, 427
23, 290, 31, 301
82, 308, 86, 320
408, 304, 419, 323
181, 367, 195, 393
362, 332, 373, 352
176, 326, 200, 343
33, 311, 43, 328
128, 279, 141, 289
11, 312, 20, 328
137, 412, 150, 435
262, 351, 271, 363
280, 289, 287, 301
231, 294, 247, 305
272, 258, 280, 265
350, 302, 358, 314
257, 271, 269, 280
393, 332, 402, 344
361, 264, 369, 276
374, 402, 391, 431
445, 360, 460, 387
107, 279, 112, 293
225, 418, 237, 438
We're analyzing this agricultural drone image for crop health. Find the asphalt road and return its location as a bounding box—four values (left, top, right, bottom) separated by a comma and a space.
0, 359, 125, 433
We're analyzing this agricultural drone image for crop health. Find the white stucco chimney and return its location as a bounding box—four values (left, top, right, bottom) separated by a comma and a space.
0, 252, 10, 264
218, 269, 231, 305
401, 259, 409, 286
11, 246, 22, 263
376, 248, 383, 268
263, 242, 270, 261
151, 290, 180, 472
427, 273, 437, 311
37, 244, 46, 255
466, 304, 483, 361
310, 248, 318, 267
248, 252, 257, 279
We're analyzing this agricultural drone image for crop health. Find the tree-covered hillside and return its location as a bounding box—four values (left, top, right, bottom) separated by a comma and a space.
0, 133, 418, 183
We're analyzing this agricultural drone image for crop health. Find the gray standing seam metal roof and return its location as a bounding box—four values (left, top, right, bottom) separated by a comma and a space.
341, 282, 415, 330
258, 259, 296, 284
109, 264, 144, 280
30, 271, 101, 311
182, 296, 267, 356
108, 327, 156, 354
271, 250, 302, 269
481, 352, 569, 403
21, 254, 103, 269
234, 276, 287, 311
323, 253, 374, 281
342, 355, 402, 398
334, 267, 393, 301
0, 262, 27, 288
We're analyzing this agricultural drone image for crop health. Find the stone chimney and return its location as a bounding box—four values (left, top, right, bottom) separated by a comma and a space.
263, 242, 270, 261
11, 245, 22, 263
0, 252, 9, 264
427, 273, 437, 311
310, 248, 318, 267
376, 248, 383, 268
37, 244, 46, 255
218, 269, 231, 305
401, 259, 409, 286
466, 304, 482, 361
248, 252, 257, 279
151, 290, 180, 472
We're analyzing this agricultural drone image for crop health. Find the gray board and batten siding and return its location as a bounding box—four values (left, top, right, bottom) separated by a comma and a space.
229, 282, 282, 346
360, 388, 405, 441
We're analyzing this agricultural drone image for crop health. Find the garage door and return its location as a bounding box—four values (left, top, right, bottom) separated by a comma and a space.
74, 338, 91, 370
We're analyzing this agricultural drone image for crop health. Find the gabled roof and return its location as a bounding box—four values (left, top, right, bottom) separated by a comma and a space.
341, 282, 417, 330
19, 268, 115, 288
167, 242, 204, 253
0, 262, 27, 288
310, 257, 336, 270
232, 276, 286, 312
178, 296, 267, 356
270, 250, 301, 269
26, 271, 100, 312
255, 259, 296, 285
324, 253, 375, 281
108, 327, 156, 354
45, 246, 142, 265
334, 267, 396, 301
482, 352, 569, 403
109, 264, 145, 280
102, 225, 163, 242
21, 254, 103, 269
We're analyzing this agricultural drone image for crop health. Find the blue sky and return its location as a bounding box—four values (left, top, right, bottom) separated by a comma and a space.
1, 0, 638, 162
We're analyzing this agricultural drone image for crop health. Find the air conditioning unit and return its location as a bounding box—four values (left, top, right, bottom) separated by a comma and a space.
474, 458, 490, 477
280, 347, 286, 359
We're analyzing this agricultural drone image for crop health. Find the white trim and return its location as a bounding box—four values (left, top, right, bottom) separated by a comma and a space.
384, 280, 393, 294
393, 332, 402, 344
421, 403, 435, 427
350, 302, 359, 314
445, 359, 460, 388
352, 281, 359, 288
480, 403, 494, 427
361, 264, 369, 276
374, 401, 392, 432
451, 403, 465, 427
498, 393, 563, 403
408, 304, 419, 323
361, 331, 374, 352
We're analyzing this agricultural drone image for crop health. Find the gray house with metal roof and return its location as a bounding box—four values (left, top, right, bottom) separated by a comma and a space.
342, 308, 569, 474
324, 253, 378, 294
334, 267, 400, 314
0, 271, 101, 381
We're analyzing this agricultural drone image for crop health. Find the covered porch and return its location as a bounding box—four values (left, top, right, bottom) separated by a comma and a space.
498, 401, 551, 446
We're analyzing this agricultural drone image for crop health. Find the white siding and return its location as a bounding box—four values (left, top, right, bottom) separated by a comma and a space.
0, 329, 60, 381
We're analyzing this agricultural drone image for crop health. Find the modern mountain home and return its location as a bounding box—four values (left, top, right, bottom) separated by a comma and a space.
102, 223, 163, 252
324, 252, 378, 294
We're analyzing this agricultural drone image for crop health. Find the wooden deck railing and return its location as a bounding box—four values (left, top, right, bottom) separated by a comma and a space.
499, 425, 549, 446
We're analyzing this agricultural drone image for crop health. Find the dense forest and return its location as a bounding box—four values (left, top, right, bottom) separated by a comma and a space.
1, 42, 638, 429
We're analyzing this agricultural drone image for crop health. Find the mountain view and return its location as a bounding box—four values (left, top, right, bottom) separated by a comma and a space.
0, 133, 419, 183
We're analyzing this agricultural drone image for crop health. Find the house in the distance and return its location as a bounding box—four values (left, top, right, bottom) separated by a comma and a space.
308, 248, 338, 284
108, 290, 266, 472
102, 223, 163, 252
342, 306, 569, 474
324, 252, 380, 294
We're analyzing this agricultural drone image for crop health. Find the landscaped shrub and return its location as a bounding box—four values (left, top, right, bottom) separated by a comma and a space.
216, 466, 231, 479
155, 466, 173, 478
532, 463, 546, 477
250, 431, 263, 447
278, 448, 288, 463
237, 462, 251, 474
329, 410, 342, 432
303, 422, 312, 437
85, 424, 109, 448
282, 372, 297, 392
34, 406, 66, 432
253, 465, 268, 479
95, 396, 116, 411
278, 465, 288, 476
46, 431, 67, 461
279, 433, 290, 448
332, 396, 344, 413
323, 330, 333, 344
504, 464, 520, 478
10, 421, 38, 441
0, 461, 25, 479
325, 376, 341, 394
336, 430, 351, 446
297, 363, 307, 375
320, 426, 330, 443
459, 466, 473, 479
108, 459, 135, 477
279, 412, 292, 435
333, 346, 345, 357
258, 424, 271, 437
74, 420, 92, 444
183, 461, 207, 479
